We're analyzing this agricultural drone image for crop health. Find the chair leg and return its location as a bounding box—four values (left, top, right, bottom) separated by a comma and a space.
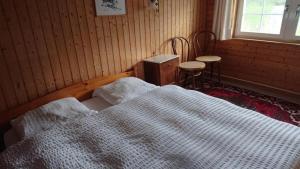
184, 72, 189, 87
210, 63, 214, 80
201, 71, 205, 89
218, 61, 221, 83
192, 72, 196, 89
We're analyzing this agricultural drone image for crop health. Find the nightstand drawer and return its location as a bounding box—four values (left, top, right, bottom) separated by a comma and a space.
144, 55, 179, 86
160, 59, 178, 71
159, 59, 179, 85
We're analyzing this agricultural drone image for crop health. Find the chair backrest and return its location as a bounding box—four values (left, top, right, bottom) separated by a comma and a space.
192, 31, 217, 57
171, 37, 191, 63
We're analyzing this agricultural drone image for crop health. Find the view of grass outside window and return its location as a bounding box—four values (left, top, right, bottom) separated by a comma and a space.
241, 0, 286, 34
297, 17, 300, 36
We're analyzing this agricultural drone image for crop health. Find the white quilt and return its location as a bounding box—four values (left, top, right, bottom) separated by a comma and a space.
1, 85, 300, 169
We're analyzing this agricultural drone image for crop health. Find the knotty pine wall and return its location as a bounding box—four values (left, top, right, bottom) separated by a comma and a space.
206, 0, 300, 94
0, 0, 207, 112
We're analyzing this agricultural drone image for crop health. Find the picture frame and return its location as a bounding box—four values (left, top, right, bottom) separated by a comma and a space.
95, 0, 126, 16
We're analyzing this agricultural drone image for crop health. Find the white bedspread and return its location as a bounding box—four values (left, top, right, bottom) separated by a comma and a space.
1, 85, 300, 169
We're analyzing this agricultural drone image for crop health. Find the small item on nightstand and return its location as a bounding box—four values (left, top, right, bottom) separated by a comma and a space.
144, 55, 179, 86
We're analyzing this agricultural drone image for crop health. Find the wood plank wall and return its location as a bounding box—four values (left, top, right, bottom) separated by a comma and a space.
0, 0, 207, 113
206, 0, 300, 94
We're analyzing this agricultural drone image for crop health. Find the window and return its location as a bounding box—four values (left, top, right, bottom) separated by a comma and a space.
235, 0, 300, 41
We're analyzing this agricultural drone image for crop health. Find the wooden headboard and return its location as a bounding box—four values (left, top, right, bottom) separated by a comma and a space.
0, 71, 134, 129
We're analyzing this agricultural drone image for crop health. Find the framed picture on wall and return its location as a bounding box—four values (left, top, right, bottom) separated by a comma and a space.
95, 0, 126, 16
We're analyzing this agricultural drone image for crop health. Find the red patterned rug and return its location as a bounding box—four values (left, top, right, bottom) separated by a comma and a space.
200, 83, 300, 126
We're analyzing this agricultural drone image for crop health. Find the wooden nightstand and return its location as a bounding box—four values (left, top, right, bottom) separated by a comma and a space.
144, 55, 179, 86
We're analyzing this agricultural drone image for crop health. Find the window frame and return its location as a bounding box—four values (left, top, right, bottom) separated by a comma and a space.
234, 0, 300, 42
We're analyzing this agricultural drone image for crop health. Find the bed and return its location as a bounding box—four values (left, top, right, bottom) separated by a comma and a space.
0, 71, 300, 169
3, 97, 112, 147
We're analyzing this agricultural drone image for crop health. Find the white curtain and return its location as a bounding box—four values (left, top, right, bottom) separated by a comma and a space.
212, 0, 236, 40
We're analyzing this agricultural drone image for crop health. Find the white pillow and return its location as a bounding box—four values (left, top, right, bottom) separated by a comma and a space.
92, 77, 158, 105
10, 97, 91, 139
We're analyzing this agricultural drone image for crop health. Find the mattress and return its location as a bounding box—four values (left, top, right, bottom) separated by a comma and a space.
3, 97, 112, 148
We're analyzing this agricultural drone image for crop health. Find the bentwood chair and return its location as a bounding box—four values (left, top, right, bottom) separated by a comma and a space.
193, 31, 222, 83
171, 37, 206, 89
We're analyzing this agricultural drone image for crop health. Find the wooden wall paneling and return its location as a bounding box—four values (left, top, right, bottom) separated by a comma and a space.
95, 17, 109, 76
116, 15, 127, 72
163, 0, 169, 53
182, 0, 188, 37
175, 0, 180, 37
0, 50, 18, 108
138, 0, 146, 60
2, 0, 37, 100
171, 0, 176, 38
84, 0, 103, 77
121, 13, 132, 70
167, 0, 172, 41
0, 0, 207, 113
206, 0, 214, 30
126, 0, 138, 65
189, 0, 195, 60
101, 16, 115, 74
197, 2, 205, 30
286, 66, 300, 90
56, 0, 81, 83
47, 0, 73, 86
186, 0, 191, 37
25, 0, 56, 92
148, 1, 156, 56
133, 0, 142, 62
36, 0, 65, 89
190, 0, 195, 33
182, 0, 189, 59
109, 16, 122, 73
179, 0, 184, 36
143, 0, 151, 59
154, 3, 160, 55
14, 0, 48, 97
191, 0, 197, 31
0, 1, 28, 104
158, 0, 164, 54
66, 0, 89, 81
185, 0, 191, 58
193, 0, 198, 31
190, 0, 196, 60
75, 0, 96, 79
214, 39, 300, 93
286, 52, 300, 67
200, 0, 206, 30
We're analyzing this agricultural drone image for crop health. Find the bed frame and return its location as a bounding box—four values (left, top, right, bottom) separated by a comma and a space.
0, 71, 135, 130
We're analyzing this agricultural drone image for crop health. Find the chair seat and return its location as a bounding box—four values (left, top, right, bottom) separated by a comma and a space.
179, 61, 205, 71
196, 56, 221, 62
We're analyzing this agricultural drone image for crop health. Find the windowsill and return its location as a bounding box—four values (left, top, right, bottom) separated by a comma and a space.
232, 37, 300, 46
